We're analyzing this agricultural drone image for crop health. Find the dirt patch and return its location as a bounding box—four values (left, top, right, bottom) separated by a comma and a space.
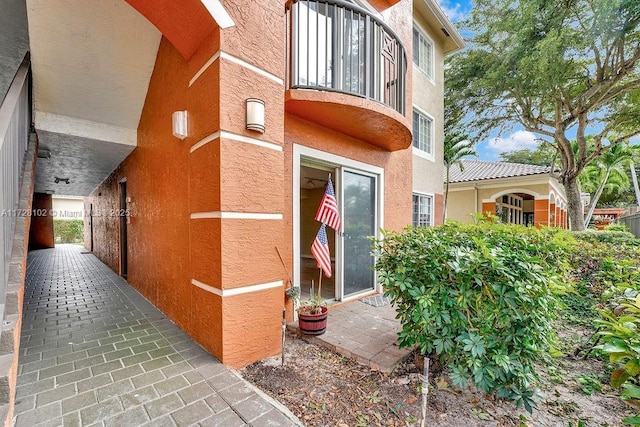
242, 331, 632, 426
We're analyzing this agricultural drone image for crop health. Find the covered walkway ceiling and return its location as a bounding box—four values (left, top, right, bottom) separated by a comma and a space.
28, 0, 162, 196
26, 0, 229, 196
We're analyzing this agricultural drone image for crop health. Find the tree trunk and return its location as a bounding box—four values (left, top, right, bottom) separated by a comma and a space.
630, 162, 640, 208
443, 167, 450, 223
584, 169, 610, 226
563, 174, 586, 231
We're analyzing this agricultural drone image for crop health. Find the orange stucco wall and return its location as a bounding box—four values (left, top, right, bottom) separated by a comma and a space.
28, 193, 54, 249
284, 115, 412, 231
434, 193, 444, 226
534, 199, 549, 227
481, 202, 495, 217
85, 1, 288, 368
87, 0, 415, 368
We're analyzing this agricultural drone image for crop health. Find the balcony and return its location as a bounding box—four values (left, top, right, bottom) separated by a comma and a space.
285, 0, 411, 151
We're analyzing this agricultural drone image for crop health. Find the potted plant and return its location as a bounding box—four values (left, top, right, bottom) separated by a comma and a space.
297, 293, 328, 336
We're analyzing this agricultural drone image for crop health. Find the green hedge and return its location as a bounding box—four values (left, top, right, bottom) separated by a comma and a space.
573, 229, 640, 246
374, 222, 572, 412
53, 219, 84, 244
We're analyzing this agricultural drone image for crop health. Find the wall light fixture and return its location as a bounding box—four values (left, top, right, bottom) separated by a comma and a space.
246, 98, 265, 133
172, 110, 188, 140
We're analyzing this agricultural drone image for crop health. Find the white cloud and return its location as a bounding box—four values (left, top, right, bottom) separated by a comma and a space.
487, 130, 539, 154
437, 0, 467, 22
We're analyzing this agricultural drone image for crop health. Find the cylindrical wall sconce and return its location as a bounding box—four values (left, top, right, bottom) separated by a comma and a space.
172, 110, 188, 140
246, 98, 265, 133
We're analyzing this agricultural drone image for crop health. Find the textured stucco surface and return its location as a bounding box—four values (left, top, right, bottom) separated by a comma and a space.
83, 0, 422, 369
85, 16, 288, 367
125, 0, 216, 60
412, 6, 446, 197
284, 114, 413, 235
221, 0, 286, 79
0, 0, 29, 103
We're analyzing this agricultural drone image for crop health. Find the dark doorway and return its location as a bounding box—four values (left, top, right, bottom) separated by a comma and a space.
119, 181, 128, 278
89, 203, 94, 252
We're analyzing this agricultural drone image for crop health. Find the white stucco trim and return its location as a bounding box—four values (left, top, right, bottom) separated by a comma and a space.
482, 195, 549, 203
412, 190, 435, 226
190, 212, 283, 220
189, 51, 221, 87
448, 175, 552, 192
200, 0, 236, 29
487, 188, 541, 201
189, 130, 282, 154
190, 131, 221, 153
549, 179, 567, 202
35, 112, 137, 146
411, 105, 435, 162
221, 131, 282, 151
189, 50, 284, 87
220, 52, 284, 85
412, 20, 436, 85
192, 279, 283, 297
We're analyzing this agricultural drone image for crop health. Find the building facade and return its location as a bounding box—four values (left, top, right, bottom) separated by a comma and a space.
10, 0, 463, 368
446, 160, 569, 228
411, 1, 463, 227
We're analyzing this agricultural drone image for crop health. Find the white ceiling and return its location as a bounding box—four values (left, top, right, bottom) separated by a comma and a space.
27, 0, 162, 196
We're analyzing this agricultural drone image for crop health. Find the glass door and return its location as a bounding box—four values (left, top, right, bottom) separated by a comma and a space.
341, 169, 376, 296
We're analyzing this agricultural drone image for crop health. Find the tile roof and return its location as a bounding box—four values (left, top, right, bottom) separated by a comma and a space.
447, 160, 551, 183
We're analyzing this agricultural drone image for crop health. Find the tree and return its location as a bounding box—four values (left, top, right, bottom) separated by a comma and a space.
446, 0, 640, 230
443, 89, 477, 222
499, 144, 556, 166
581, 143, 635, 224
444, 141, 476, 222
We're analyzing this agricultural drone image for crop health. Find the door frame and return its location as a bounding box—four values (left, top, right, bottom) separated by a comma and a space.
119, 178, 128, 279
293, 144, 384, 302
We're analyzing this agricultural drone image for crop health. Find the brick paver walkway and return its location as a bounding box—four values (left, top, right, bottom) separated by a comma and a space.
14, 245, 300, 426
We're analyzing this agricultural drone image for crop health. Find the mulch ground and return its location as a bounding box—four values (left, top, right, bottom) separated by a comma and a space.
242, 330, 632, 427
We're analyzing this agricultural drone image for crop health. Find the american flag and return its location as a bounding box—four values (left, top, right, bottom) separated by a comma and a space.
315, 176, 341, 231
311, 224, 331, 278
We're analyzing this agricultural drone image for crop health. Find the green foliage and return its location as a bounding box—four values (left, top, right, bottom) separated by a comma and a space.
443, 85, 477, 222
573, 229, 640, 246
582, 143, 637, 224
606, 223, 630, 233
298, 293, 326, 315
560, 231, 640, 419
53, 219, 84, 244
499, 144, 556, 166
597, 294, 640, 411
374, 222, 572, 412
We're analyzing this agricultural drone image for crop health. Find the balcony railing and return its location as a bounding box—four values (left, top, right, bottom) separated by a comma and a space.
287, 0, 407, 115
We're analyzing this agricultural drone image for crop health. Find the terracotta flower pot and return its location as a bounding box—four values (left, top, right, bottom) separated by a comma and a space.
298, 306, 328, 336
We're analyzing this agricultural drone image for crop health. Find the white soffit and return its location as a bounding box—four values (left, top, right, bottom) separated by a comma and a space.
36, 112, 137, 146
27, 0, 162, 135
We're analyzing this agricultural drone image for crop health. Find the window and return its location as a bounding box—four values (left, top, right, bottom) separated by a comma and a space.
412, 109, 433, 154
413, 26, 434, 79
412, 194, 433, 227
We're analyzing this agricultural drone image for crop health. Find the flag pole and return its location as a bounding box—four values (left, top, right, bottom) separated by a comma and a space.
317, 268, 323, 300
